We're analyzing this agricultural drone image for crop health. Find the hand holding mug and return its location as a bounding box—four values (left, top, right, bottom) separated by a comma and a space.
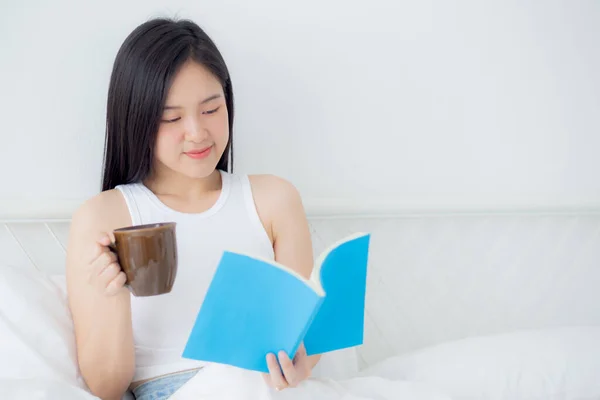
88, 222, 178, 297
87, 233, 128, 296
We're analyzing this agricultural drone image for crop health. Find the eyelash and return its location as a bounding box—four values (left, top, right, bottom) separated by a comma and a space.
161, 107, 220, 123
203, 106, 220, 115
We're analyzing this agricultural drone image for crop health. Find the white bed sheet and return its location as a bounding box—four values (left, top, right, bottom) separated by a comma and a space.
0, 379, 100, 400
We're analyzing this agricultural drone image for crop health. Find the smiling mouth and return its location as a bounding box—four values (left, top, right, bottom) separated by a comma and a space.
184, 146, 212, 159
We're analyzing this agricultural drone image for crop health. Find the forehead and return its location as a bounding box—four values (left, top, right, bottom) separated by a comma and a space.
166, 60, 223, 100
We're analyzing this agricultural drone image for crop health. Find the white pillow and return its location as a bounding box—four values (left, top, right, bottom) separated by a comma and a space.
0, 265, 88, 390
360, 326, 600, 400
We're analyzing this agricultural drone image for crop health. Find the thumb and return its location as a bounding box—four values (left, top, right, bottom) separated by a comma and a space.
97, 232, 115, 247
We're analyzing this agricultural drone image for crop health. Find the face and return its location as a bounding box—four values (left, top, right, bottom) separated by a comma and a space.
153, 60, 229, 180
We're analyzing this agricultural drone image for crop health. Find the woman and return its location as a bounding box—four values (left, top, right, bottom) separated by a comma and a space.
65, 17, 320, 400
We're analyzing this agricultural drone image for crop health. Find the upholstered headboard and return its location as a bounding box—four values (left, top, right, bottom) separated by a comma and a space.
2, 211, 600, 369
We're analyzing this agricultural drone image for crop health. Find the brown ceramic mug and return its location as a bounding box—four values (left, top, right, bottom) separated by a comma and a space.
110, 222, 178, 297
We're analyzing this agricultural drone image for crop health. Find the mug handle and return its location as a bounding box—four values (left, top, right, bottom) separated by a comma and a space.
107, 240, 132, 292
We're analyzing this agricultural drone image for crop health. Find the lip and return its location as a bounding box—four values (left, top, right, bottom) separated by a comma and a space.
184, 146, 212, 159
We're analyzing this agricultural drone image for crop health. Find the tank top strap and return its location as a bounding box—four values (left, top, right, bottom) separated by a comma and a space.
239, 174, 270, 237
114, 183, 144, 225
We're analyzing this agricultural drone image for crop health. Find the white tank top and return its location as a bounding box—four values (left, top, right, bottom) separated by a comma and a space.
115, 170, 274, 381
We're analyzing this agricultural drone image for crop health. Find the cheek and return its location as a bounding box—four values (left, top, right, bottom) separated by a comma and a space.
211, 112, 230, 146
155, 127, 184, 158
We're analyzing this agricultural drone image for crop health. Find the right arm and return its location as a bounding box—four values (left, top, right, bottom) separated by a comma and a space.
65, 190, 134, 400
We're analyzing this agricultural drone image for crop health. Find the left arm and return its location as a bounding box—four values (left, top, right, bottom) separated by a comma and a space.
249, 175, 321, 388
269, 177, 321, 371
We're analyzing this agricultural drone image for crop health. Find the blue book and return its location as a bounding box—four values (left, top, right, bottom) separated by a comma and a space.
181, 232, 371, 373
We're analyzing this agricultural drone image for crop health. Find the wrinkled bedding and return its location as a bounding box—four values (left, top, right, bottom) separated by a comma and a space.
169, 363, 453, 400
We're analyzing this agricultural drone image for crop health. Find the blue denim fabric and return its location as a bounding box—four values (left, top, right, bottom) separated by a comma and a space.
132, 369, 200, 400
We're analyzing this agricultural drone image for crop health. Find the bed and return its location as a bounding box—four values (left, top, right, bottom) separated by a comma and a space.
2, 210, 600, 399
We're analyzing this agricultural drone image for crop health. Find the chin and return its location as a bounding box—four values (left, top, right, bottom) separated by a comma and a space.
158, 152, 224, 179
180, 164, 221, 179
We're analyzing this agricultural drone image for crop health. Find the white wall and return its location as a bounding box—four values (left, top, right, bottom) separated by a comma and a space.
1, 1, 599, 218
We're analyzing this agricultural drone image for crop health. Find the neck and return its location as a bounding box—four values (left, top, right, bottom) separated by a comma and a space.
143, 167, 222, 201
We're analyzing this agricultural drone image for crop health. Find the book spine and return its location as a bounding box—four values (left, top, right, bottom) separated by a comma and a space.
291, 296, 325, 358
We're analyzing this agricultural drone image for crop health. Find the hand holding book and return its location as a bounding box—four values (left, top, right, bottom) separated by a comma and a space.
262, 341, 312, 391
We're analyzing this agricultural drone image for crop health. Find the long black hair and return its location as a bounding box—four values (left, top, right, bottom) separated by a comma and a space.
101, 18, 234, 192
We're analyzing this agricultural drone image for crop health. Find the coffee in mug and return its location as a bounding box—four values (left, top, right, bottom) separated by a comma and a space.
110, 222, 178, 297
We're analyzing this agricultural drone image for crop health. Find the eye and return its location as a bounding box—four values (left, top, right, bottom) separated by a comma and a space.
203, 106, 220, 115
162, 117, 181, 123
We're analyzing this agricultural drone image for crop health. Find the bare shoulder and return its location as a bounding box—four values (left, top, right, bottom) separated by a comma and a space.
247, 174, 308, 243
70, 189, 131, 235
247, 174, 305, 224
247, 174, 303, 206
67, 189, 131, 265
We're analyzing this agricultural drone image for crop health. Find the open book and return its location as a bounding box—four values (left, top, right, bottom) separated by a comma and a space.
182, 232, 371, 373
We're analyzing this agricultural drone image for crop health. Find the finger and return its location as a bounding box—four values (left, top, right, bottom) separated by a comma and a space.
87, 250, 114, 284
293, 342, 307, 362
106, 231, 116, 244
88, 242, 105, 265
97, 233, 113, 247
292, 344, 311, 377
266, 353, 288, 390
91, 250, 117, 275
92, 233, 115, 262
88, 235, 114, 265
278, 350, 298, 387
97, 262, 121, 288
261, 372, 272, 387
105, 271, 127, 296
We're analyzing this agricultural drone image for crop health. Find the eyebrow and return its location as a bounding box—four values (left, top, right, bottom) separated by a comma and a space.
163, 94, 222, 110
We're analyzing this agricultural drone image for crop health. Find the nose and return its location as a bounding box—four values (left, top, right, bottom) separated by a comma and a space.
183, 116, 208, 142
